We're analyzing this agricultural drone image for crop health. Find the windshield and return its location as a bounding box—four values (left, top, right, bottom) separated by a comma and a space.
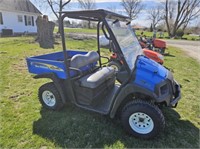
106, 18, 143, 70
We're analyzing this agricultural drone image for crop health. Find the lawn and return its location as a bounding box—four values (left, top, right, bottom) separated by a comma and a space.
55, 27, 99, 34
135, 30, 199, 41
55, 27, 200, 41
0, 37, 200, 148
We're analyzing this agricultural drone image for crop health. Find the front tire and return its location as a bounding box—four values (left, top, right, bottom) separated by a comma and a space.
121, 100, 165, 139
38, 82, 64, 110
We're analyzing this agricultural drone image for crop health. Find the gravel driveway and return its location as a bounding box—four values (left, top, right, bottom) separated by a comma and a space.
164, 40, 200, 63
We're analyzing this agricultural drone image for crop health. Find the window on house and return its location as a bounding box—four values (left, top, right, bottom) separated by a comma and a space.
27, 16, 32, 25
24, 15, 34, 26
18, 15, 23, 22
0, 12, 3, 25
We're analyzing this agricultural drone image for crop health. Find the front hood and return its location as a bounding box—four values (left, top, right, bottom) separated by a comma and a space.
137, 56, 167, 79
134, 56, 168, 91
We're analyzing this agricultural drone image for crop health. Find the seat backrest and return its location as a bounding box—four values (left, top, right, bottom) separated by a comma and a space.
70, 51, 99, 68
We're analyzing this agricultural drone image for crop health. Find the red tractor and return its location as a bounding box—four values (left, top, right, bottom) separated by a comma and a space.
108, 48, 164, 71
139, 38, 167, 55
99, 36, 164, 71
143, 48, 164, 64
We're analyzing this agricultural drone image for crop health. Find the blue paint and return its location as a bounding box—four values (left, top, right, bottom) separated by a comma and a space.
27, 51, 168, 94
26, 50, 97, 79
134, 56, 168, 91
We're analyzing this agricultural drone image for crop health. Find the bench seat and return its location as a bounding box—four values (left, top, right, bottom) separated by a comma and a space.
79, 67, 115, 89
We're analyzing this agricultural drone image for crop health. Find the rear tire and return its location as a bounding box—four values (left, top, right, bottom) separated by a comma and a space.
38, 82, 64, 110
121, 100, 165, 139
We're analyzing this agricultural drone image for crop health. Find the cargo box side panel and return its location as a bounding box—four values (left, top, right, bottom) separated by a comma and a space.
26, 58, 67, 79
26, 50, 97, 79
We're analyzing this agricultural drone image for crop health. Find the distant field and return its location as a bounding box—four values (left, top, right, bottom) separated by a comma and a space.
54, 27, 200, 41
55, 27, 98, 34
136, 30, 200, 41
0, 37, 199, 148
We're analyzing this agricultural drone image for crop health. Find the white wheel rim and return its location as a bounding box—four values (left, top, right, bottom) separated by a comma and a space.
129, 112, 154, 134
42, 91, 56, 107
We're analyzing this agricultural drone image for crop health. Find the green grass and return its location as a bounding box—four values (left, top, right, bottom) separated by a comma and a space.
55, 27, 99, 34
182, 34, 200, 40
0, 37, 200, 148
56, 27, 200, 41
135, 30, 199, 40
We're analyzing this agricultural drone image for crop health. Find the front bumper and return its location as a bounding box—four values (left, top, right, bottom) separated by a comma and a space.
154, 72, 181, 108
169, 80, 181, 108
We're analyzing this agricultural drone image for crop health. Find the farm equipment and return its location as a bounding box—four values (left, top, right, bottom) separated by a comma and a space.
139, 38, 167, 54
143, 48, 164, 64
107, 48, 164, 72
26, 9, 181, 139
99, 36, 164, 72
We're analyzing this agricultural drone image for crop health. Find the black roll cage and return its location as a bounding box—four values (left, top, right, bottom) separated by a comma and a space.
59, 9, 132, 79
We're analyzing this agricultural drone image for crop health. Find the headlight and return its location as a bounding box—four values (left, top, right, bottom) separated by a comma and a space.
160, 84, 169, 95
158, 54, 164, 60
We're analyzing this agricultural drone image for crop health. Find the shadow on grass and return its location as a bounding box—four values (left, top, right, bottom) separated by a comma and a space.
164, 53, 175, 57
33, 105, 199, 148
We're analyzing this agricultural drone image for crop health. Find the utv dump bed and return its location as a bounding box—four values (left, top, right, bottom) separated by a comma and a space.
26, 51, 97, 79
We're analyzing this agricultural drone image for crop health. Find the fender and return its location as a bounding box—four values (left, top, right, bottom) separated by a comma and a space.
34, 73, 67, 104
110, 83, 157, 118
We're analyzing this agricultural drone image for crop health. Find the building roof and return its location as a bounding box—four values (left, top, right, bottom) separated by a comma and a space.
0, 0, 42, 14
132, 25, 146, 29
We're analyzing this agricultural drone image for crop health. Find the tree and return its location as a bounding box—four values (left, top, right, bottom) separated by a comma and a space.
121, 0, 143, 20
147, 5, 164, 30
77, 0, 96, 28
176, 29, 184, 38
107, 5, 117, 13
164, 0, 200, 37
150, 23, 153, 32
46, 0, 71, 33
33, 0, 71, 33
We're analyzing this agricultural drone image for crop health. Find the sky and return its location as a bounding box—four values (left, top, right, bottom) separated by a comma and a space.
30, 0, 199, 27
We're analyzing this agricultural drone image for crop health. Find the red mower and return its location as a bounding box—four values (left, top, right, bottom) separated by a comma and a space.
139, 38, 167, 55
143, 48, 164, 64
99, 36, 164, 71
108, 48, 164, 71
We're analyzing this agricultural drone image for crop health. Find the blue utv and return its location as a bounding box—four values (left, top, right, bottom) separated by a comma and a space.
26, 9, 181, 139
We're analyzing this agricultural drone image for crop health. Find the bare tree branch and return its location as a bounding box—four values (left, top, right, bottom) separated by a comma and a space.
47, 0, 59, 19
107, 5, 117, 13
78, 0, 96, 10
62, 0, 71, 9
147, 5, 164, 29
77, 0, 96, 28
35, 0, 71, 33
164, 0, 200, 37
121, 0, 144, 20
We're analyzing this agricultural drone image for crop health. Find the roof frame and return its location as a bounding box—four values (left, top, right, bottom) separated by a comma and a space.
60, 9, 130, 22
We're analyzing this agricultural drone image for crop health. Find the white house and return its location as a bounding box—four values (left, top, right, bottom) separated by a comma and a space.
0, 0, 42, 36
